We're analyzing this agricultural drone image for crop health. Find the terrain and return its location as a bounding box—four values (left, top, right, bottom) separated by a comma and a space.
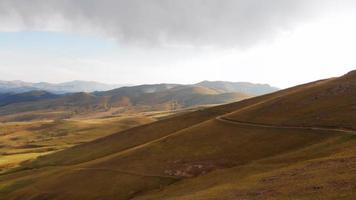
0, 81, 274, 122
0, 80, 277, 95
196, 80, 278, 95
0, 80, 273, 173
0, 111, 172, 174
0, 91, 59, 107
0, 71, 356, 199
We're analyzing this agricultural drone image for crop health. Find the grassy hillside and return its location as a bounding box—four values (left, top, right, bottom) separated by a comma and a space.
226, 71, 356, 128
1, 72, 356, 199
196, 80, 279, 95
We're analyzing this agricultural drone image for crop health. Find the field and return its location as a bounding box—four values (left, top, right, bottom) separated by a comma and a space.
0, 110, 185, 174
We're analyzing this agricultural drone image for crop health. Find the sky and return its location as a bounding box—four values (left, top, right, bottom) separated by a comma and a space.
0, 1, 356, 88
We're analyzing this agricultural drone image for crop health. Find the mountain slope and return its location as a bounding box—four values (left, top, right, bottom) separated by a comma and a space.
0, 84, 251, 122
0, 91, 59, 106
196, 80, 279, 95
127, 85, 251, 108
0, 81, 276, 122
226, 71, 356, 128
1, 71, 356, 199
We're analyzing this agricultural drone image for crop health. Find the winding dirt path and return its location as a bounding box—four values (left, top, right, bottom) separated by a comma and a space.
73, 167, 179, 179
216, 116, 356, 135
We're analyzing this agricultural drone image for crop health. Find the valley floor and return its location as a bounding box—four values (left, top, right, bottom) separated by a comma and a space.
0, 109, 183, 174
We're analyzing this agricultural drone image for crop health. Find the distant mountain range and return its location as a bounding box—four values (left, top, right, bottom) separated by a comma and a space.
0, 80, 278, 121
0, 91, 59, 107
0, 80, 125, 94
0, 80, 278, 95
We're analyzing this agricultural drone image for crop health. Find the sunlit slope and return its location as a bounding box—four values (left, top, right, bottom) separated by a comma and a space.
196, 80, 278, 95
134, 86, 251, 109
1, 72, 356, 200
0, 115, 155, 173
226, 71, 356, 128
0, 85, 251, 122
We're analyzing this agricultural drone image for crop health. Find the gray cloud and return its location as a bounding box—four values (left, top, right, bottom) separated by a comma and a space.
0, 0, 341, 47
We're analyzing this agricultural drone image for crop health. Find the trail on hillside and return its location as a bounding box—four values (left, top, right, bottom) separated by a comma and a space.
75, 120, 208, 168
216, 116, 356, 135
73, 167, 179, 179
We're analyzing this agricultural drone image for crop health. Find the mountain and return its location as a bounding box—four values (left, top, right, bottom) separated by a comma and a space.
0, 84, 252, 121
1, 71, 356, 199
196, 80, 279, 95
0, 80, 124, 94
0, 80, 278, 95
0, 80, 38, 93
97, 84, 251, 107
0, 90, 59, 106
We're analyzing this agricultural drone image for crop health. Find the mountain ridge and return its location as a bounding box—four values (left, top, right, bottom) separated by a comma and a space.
0, 81, 278, 121
0, 80, 278, 95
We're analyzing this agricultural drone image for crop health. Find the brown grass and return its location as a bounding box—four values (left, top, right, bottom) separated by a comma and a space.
1, 72, 356, 199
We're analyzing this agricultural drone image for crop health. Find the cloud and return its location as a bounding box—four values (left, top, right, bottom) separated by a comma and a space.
0, 0, 349, 47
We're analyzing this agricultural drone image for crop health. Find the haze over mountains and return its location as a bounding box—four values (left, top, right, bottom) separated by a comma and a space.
0, 80, 124, 94
0, 80, 277, 122
0, 80, 278, 95
1, 71, 356, 200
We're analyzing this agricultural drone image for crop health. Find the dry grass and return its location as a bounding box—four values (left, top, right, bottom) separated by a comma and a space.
0, 114, 157, 173
1, 72, 356, 199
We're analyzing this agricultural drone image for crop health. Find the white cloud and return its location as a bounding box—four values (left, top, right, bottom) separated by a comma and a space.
0, 0, 323, 47
0, 1, 356, 87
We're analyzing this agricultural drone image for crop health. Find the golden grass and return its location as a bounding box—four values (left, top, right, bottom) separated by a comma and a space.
226, 75, 356, 129
0, 114, 157, 173
2, 73, 356, 199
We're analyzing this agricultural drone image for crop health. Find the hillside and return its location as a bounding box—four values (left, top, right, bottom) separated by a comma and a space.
0, 84, 252, 122
0, 81, 277, 122
0, 91, 59, 106
196, 80, 279, 95
1, 71, 356, 199
104, 85, 251, 108
225, 71, 356, 128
